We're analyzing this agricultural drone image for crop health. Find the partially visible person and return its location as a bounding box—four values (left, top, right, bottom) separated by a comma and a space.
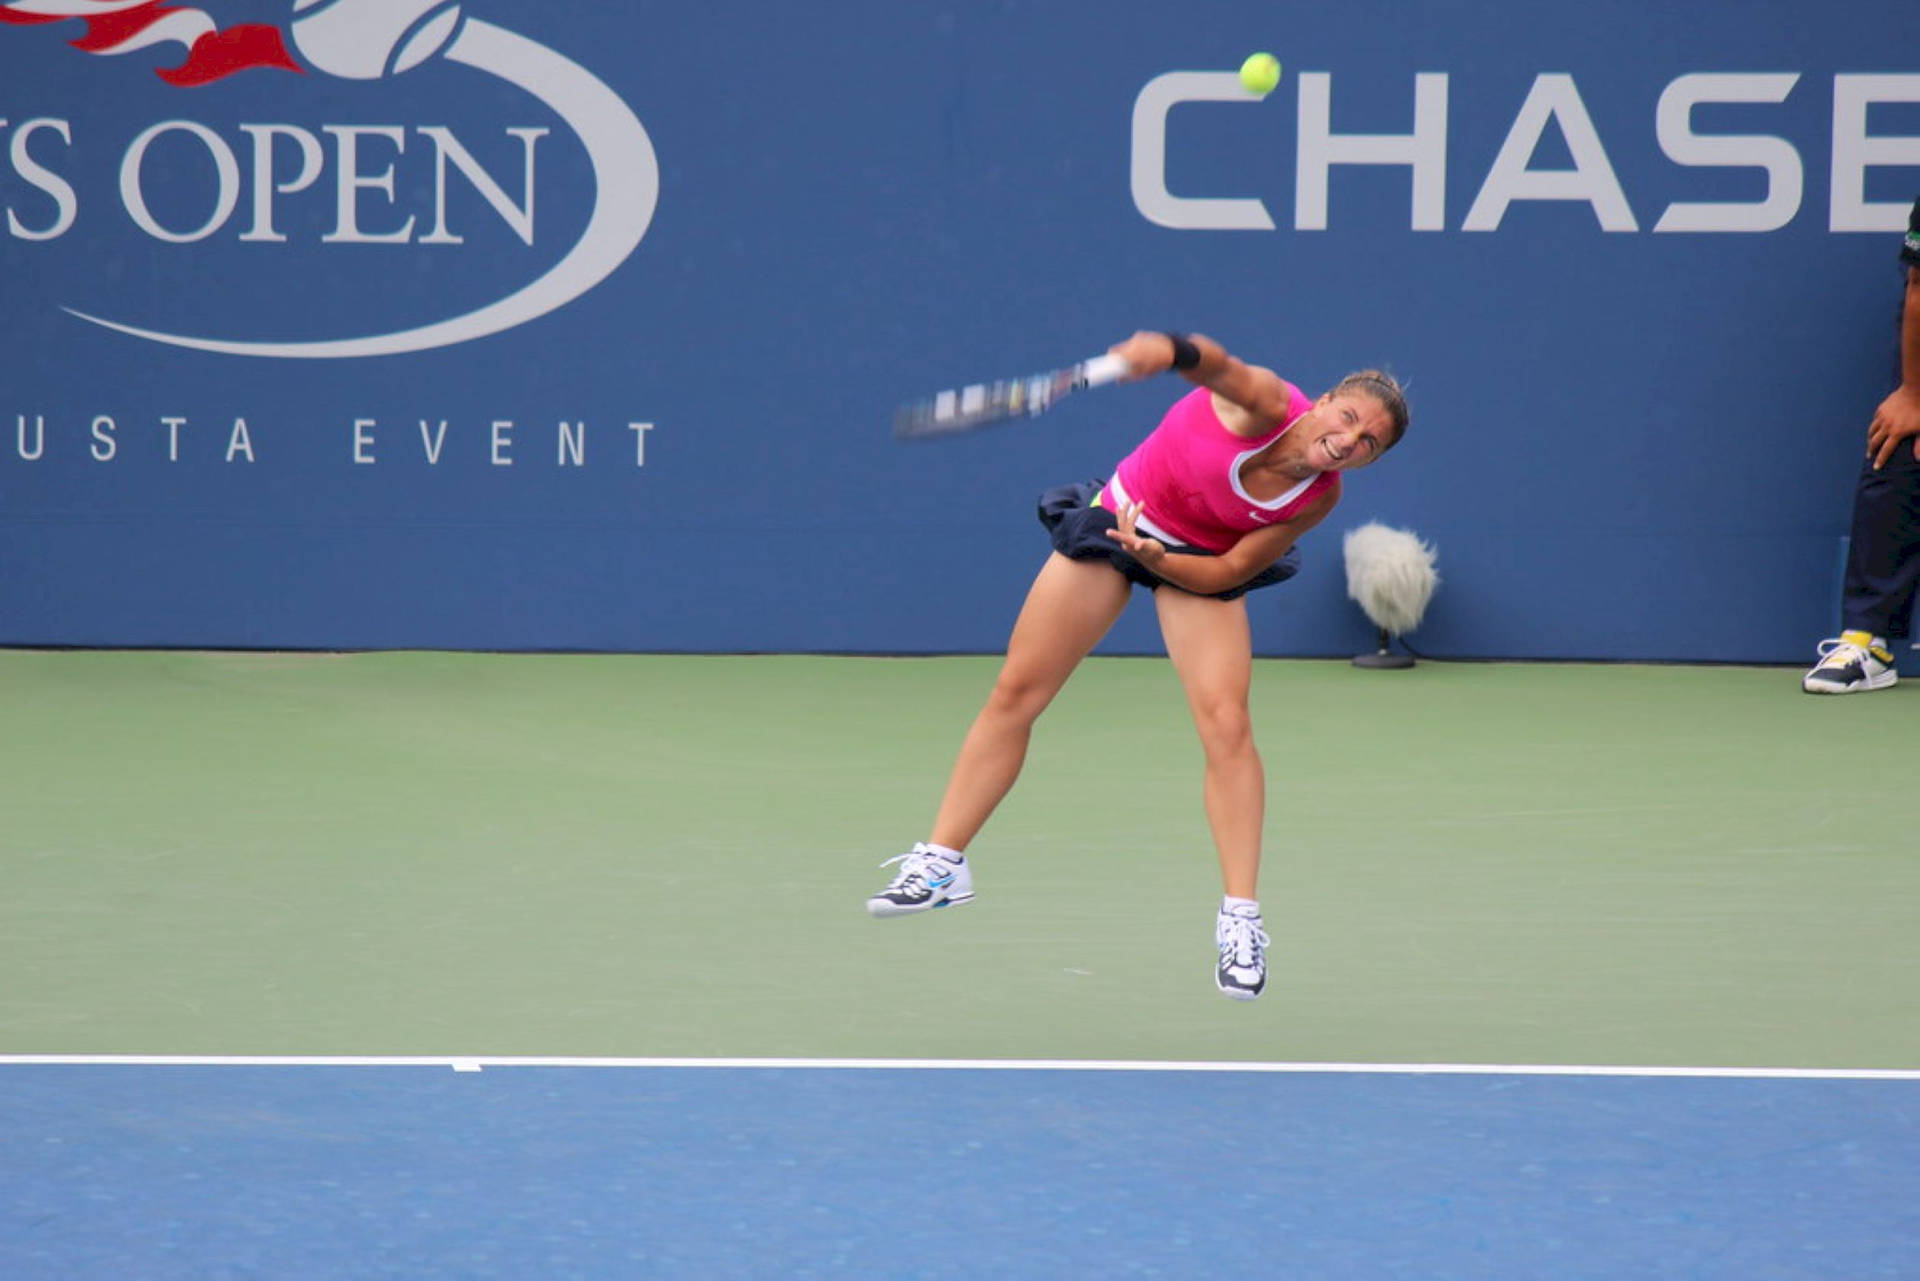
864, 329, 1409, 1000
1804, 195, 1920, 693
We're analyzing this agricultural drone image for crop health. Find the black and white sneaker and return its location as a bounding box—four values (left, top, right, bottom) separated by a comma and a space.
1802, 632, 1898, 694
866, 843, 974, 918
1215, 907, 1270, 1000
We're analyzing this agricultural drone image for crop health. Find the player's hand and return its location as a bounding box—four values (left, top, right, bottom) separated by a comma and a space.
1109, 331, 1177, 380
1868, 384, 1920, 470
1104, 500, 1168, 566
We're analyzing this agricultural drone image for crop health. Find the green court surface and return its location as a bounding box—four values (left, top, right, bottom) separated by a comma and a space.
2, 648, 1915, 1069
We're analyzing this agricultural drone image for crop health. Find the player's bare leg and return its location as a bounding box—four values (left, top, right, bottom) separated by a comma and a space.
930, 553, 1131, 849
1155, 586, 1270, 998
868, 554, 1129, 918
1154, 587, 1262, 896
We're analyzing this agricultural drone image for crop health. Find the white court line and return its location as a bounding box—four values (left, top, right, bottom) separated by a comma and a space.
0, 1056, 1915, 1080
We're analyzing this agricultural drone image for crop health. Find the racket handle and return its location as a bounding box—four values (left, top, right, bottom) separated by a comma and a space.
1079, 352, 1132, 387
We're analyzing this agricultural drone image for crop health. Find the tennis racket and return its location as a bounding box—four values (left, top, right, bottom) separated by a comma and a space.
892, 352, 1133, 440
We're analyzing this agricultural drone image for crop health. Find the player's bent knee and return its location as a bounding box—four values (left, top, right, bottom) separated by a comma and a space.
983, 675, 1058, 724
1191, 705, 1256, 758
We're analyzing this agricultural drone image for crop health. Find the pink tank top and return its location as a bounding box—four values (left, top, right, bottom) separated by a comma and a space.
1099, 385, 1333, 553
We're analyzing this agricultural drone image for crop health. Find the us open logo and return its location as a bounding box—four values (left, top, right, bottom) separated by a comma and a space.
0, 0, 658, 358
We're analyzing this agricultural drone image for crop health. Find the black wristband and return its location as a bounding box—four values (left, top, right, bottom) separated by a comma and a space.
1165, 332, 1201, 371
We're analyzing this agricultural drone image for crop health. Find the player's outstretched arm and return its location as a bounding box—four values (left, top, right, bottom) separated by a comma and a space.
1108, 330, 1294, 436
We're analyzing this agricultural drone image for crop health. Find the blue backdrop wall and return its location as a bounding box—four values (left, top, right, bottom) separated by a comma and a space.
3, 0, 1916, 661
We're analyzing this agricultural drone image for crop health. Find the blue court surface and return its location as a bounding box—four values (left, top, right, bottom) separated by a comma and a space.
2, 1059, 1914, 1279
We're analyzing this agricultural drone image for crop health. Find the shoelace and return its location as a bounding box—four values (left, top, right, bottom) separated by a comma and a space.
1218, 915, 1270, 967
877, 849, 945, 890
1814, 636, 1868, 667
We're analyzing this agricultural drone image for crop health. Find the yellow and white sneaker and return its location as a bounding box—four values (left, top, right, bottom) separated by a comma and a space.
1802, 631, 1898, 694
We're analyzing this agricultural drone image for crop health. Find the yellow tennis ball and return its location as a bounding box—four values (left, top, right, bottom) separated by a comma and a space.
1239, 52, 1281, 96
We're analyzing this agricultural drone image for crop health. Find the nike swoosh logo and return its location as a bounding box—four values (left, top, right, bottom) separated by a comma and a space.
927, 874, 955, 889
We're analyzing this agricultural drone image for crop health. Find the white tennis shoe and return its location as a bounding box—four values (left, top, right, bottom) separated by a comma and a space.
1216, 906, 1270, 1000
866, 843, 974, 917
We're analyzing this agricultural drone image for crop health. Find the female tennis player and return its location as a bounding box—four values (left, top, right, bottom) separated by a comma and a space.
865, 330, 1410, 1000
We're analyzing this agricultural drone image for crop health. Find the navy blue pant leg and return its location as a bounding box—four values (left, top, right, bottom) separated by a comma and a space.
1841, 442, 1920, 641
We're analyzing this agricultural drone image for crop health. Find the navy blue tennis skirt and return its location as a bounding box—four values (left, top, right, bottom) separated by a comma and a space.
1036, 479, 1300, 602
